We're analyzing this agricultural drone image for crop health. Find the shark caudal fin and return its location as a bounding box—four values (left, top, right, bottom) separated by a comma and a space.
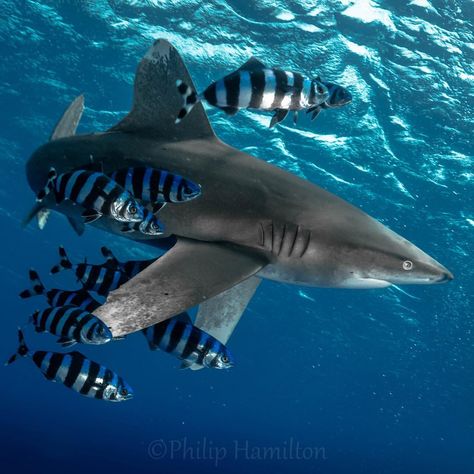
19, 269, 46, 299
50, 246, 73, 274
175, 80, 199, 123
5, 329, 30, 366
24, 96, 84, 231
108, 39, 215, 140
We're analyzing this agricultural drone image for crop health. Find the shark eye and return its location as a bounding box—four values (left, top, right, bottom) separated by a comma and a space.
402, 260, 413, 271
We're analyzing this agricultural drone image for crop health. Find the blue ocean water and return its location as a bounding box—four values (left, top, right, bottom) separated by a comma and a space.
0, 0, 473, 472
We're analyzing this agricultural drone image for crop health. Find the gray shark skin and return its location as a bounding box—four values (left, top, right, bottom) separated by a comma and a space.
25, 40, 452, 337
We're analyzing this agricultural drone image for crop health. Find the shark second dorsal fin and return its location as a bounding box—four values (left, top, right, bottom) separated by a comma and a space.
50, 95, 84, 141
237, 57, 267, 71
109, 39, 215, 141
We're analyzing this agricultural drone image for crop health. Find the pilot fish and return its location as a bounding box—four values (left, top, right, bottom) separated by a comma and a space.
305, 79, 352, 121
142, 313, 234, 369
176, 57, 329, 128
20, 269, 102, 312
51, 246, 129, 296
29, 305, 112, 346
100, 246, 156, 277
109, 167, 201, 205
119, 207, 165, 236
36, 167, 147, 224
6, 329, 133, 402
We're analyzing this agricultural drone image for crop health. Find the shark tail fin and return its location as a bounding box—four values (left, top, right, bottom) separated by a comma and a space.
19, 269, 46, 299
36, 168, 57, 202
175, 80, 199, 124
51, 246, 73, 274
22, 203, 51, 230
5, 329, 30, 366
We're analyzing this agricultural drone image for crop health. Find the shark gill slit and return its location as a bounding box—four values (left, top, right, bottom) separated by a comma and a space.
259, 222, 310, 259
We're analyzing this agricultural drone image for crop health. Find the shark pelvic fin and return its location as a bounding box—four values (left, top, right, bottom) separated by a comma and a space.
93, 238, 267, 337
187, 276, 261, 371
109, 39, 215, 141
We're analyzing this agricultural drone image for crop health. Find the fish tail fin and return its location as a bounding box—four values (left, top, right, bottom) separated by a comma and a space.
175, 80, 199, 124
5, 329, 30, 366
50, 246, 72, 274
19, 269, 45, 299
36, 167, 57, 202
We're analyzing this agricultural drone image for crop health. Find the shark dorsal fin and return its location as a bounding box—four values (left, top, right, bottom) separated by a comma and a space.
238, 57, 267, 71
50, 95, 84, 141
109, 39, 215, 141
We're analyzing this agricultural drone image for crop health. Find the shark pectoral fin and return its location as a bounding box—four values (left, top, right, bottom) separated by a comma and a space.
50, 95, 84, 141
93, 238, 267, 337
108, 39, 215, 141
237, 57, 267, 71
270, 109, 289, 128
188, 276, 261, 371
67, 217, 85, 236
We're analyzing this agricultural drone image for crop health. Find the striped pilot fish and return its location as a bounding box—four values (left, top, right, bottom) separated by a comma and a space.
100, 246, 156, 278
109, 167, 201, 205
176, 57, 329, 128
119, 207, 165, 236
305, 79, 352, 121
20, 269, 102, 313
142, 313, 235, 369
6, 329, 133, 402
51, 246, 129, 296
36, 167, 147, 224
30, 305, 112, 347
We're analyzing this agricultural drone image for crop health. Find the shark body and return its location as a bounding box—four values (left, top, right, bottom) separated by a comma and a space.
25, 40, 452, 342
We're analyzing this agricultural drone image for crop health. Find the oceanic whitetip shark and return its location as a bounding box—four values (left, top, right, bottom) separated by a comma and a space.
25, 40, 453, 356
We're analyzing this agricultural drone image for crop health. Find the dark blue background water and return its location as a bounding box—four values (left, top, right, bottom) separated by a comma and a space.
1, 1, 472, 473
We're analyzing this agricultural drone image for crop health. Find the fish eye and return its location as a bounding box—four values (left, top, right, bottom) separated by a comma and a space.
121, 388, 128, 396
317, 85, 324, 94
402, 260, 413, 271
221, 355, 229, 363
129, 205, 137, 215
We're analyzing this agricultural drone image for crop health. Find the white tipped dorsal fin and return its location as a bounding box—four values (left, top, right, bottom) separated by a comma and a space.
109, 39, 215, 141
237, 57, 267, 71
50, 95, 84, 141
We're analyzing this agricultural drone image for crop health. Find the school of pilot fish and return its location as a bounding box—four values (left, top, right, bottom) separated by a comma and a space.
8, 53, 351, 402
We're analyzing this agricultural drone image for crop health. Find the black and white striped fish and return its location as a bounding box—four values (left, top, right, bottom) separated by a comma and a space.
29, 305, 112, 346
100, 246, 156, 278
109, 167, 201, 204
36, 167, 147, 224
20, 269, 102, 312
305, 80, 352, 121
119, 207, 165, 236
176, 57, 329, 128
6, 329, 133, 402
142, 313, 234, 369
51, 246, 129, 296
